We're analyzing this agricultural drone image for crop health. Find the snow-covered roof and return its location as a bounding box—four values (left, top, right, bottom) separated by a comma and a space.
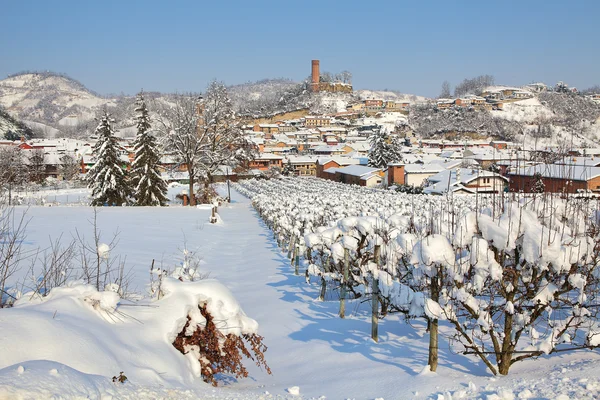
285, 156, 319, 164
318, 156, 361, 167
335, 165, 381, 177
405, 164, 445, 174
464, 149, 512, 161
555, 156, 600, 167
313, 144, 348, 153
317, 126, 347, 132
424, 168, 507, 195
510, 164, 600, 181
255, 153, 284, 160
346, 142, 370, 152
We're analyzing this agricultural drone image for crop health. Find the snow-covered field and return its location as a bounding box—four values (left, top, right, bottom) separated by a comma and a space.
1, 184, 600, 399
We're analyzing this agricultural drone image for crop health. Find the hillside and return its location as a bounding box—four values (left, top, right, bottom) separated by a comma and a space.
357, 89, 428, 103
0, 72, 116, 127
408, 90, 600, 148
0, 107, 34, 140
2, 72, 600, 147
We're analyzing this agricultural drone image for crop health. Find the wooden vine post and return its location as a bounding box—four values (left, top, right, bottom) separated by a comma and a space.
339, 248, 349, 319
372, 245, 381, 343
287, 235, 296, 259
294, 244, 300, 275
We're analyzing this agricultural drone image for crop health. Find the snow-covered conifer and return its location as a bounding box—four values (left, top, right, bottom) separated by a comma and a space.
282, 159, 294, 176
368, 129, 402, 168
531, 172, 545, 193
87, 112, 130, 206
130, 92, 168, 206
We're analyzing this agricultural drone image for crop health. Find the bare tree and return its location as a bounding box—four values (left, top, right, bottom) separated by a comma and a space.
59, 154, 81, 181
196, 81, 255, 202
155, 93, 204, 206
340, 71, 353, 84
0, 146, 26, 205
454, 75, 495, 97
0, 207, 31, 307
439, 81, 451, 98
157, 83, 254, 205
28, 149, 46, 184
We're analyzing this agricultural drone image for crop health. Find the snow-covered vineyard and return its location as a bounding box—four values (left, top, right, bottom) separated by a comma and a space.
2, 181, 600, 399
237, 177, 600, 376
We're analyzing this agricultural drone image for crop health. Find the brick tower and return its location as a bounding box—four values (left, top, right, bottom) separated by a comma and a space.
311, 60, 320, 92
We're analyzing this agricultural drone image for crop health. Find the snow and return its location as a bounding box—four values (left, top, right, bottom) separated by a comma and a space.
2, 185, 600, 399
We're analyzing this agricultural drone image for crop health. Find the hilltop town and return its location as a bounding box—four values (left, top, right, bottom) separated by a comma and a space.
1, 60, 600, 197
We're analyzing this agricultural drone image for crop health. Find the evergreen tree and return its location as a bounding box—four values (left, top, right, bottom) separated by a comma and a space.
87, 112, 130, 206
531, 172, 545, 193
368, 129, 402, 168
282, 159, 294, 176
130, 92, 168, 206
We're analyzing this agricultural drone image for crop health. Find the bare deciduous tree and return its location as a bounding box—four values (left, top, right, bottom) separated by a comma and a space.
0, 146, 26, 206
28, 149, 46, 184
439, 81, 451, 98
454, 75, 495, 97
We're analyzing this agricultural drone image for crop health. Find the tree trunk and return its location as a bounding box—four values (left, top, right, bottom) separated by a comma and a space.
188, 168, 196, 206
428, 273, 440, 372
428, 318, 438, 372
339, 248, 349, 319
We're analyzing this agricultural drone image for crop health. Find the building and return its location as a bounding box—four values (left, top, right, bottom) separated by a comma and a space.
316, 157, 361, 179
424, 168, 508, 195
327, 165, 383, 187
284, 156, 319, 176
509, 164, 600, 193
248, 154, 284, 171
387, 163, 405, 186
309, 59, 353, 93
304, 116, 331, 127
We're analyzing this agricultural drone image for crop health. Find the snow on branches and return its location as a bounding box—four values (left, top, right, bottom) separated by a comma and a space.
130, 92, 168, 206
237, 176, 600, 375
87, 112, 130, 206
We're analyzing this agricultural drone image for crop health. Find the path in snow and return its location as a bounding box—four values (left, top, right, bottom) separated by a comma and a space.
202, 189, 600, 400
196, 190, 484, 399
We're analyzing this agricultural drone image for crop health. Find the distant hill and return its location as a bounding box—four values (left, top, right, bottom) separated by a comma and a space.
2, 72, 598, 147
0, 72, 116, 126
408, 90, 600, 148
356, 89, 428, 103
0, 72, 159, 138
0, 106, 34, 140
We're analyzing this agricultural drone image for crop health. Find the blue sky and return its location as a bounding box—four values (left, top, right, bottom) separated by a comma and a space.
1, 0, 598, 97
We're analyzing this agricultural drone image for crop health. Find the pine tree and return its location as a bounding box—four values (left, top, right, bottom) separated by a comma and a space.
130, 92, 168, 206
87, 112, 130, 206
531, 172, 545, 193
368, 129, 402, 168
282, 159, 295, 176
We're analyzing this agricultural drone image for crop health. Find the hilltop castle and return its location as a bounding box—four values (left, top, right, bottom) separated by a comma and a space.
310, 60, 353, 93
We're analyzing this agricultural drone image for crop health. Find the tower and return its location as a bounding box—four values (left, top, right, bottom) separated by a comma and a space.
311, 60, 320, 91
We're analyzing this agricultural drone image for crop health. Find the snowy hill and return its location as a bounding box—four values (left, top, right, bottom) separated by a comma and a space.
357, 89, 429, 103
409, 91, 600, 148
0, 107, 34, 140
0, 72, 117, 127
228, 78, 359, 117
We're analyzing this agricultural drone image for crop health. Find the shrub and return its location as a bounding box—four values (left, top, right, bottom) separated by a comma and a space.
172, 304, 271, 386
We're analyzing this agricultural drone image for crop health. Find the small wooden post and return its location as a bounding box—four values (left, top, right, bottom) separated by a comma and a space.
287, 235, 296, 259
372, 245, 381, 343
339, 248, 349, 319
210, 206, 217, 224
294, 244, 300, 275
319, 276, 326, 301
